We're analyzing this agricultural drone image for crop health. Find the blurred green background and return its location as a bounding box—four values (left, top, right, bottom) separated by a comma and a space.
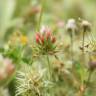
0, 0, 96, 96
0, 0, 96, 42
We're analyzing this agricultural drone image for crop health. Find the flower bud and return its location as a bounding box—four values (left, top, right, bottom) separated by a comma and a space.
36, 33, 41, 44
41, 36, 44, 44
46, 31, 51, 39
51, 36, 56, 43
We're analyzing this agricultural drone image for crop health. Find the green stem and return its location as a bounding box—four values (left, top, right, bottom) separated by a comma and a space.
46, 55, 52, 80
82, 30, 85, 61
37, 0, 45, 31
70, 31, 74, 64
81, 70, 93, 96
86, 70, 92, 84
81, 30, 86, 88
3, 72, 16, 88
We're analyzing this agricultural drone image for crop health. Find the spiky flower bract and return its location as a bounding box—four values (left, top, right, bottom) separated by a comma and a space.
16, 64, 53, 96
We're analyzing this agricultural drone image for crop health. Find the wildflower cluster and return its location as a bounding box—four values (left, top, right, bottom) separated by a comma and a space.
1, 0, 96, 96
35, 26, 56, 55
3, 32, 29, 64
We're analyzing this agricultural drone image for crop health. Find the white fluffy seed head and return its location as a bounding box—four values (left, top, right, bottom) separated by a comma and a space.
40, 25, 46, 34
66, 19, 77, 31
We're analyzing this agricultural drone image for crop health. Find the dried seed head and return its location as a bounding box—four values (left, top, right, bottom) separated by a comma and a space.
81, 20, 91, 32
66, 19, 77, 32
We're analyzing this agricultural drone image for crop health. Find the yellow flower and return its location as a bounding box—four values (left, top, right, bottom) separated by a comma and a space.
20, 35, 28, 45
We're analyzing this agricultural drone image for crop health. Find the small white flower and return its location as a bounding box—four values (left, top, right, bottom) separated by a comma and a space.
40, 25, 51, 35
40, 25, 46, 34
66, 19, 77, 31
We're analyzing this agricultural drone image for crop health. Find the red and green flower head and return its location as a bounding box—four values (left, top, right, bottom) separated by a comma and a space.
35, 26, 56, 55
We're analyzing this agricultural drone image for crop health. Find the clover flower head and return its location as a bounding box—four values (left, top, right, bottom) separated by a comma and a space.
35, 26, 56, 45
35, 26, 56, 55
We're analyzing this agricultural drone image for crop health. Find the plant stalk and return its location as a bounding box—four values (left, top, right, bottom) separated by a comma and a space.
46, 55, 52, 80
70, 30, 74, 64
37, 0, 45, 31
